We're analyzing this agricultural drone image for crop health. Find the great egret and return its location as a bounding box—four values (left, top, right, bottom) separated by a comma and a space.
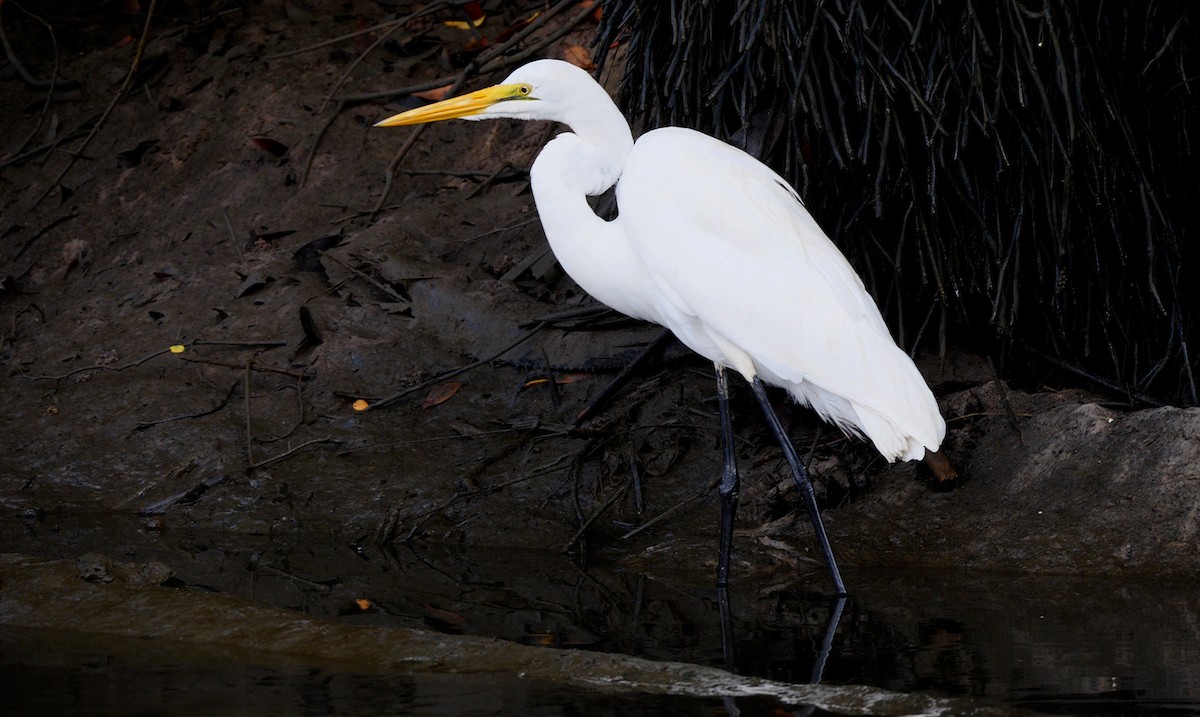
377, 59, 951, 595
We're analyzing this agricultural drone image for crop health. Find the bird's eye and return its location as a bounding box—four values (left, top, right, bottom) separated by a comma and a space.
517, 84, 532, 95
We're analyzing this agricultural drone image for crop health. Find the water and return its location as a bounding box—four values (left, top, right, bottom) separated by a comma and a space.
0, 626, 729, 715
3, 516, 1198, 716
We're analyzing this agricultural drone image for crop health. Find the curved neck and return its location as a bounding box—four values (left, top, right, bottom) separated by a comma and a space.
529, 134, 652, 322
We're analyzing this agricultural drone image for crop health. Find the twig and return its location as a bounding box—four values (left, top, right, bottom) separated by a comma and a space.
137, 474, 228, 516
366, 0, 590, 213
372, 123, 430, 219
300, 99, 341, 189
135, 380, 239, 430
337, 424, 534, 457
464, 162, 517, 200
619, 477, 720, 541
26, 347, 172, 381
332, 0, 581, 105
0, 122, 92, 172
0, 0, 70, 89
391, 454, 573, 543
1027, 347, 1166, 408
262, 4, 447, 61
244, 356, 254, 466
254, 379, 307, 444
319, 6, 440, 114
1, 1, 67, 162
256, 564, 336, 590
321, 251, 408, 303
250, 438, 341, 470
177, 356, 306, 378
366, 322, 547, 409
194, 339, 289, 348
562, 473, 629, 553
33, 0, 159, 207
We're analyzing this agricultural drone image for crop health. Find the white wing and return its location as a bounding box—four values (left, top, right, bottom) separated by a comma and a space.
616, 127, 943, 460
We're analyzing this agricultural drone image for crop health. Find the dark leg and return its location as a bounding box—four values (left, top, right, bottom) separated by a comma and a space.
810, 595, 847, 682
715, 363, 739, 589
749, 377, 847, 596
715, 364, 741, 672
717, 585, 737, 673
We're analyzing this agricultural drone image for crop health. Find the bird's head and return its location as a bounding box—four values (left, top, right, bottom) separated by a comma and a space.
375, 60, 605, 128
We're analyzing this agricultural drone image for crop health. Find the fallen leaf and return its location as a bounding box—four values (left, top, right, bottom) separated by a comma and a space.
522, 373, 588, 389
496, 11, 540, 43
443, 2, 485, 29
413, 84, 453, 102
421, 381, 461, 409
254, 229, 296, 245
562, 45, 594, 70
292, 234, 344, 275
234, 272, 271, 299
249, 136, 288, 158
298, 305, 323, 348
424, 603, 467, 630
352, 399, 370, 412
355, 598, 372, 610
117, 139, 159, 168
578, 0, 602, 22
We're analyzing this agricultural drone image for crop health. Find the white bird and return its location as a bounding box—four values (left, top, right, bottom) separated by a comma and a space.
377, 59, 952, 595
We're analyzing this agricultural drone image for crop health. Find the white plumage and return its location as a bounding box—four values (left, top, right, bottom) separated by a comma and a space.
378, 59, 944, 463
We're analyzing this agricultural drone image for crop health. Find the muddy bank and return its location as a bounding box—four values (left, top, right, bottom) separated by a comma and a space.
2, 0, 1199, 585
0, 552, 1022, 716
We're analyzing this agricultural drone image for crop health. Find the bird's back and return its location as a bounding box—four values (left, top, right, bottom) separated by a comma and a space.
616, 127, 944, 461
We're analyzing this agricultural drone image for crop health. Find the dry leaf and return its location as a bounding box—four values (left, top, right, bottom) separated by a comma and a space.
443, 2, 485, 29
522, 373, 588, 389
562, 45, 594, 70
578, 0, 602, 22
496, 11, 540, 42
421, 381, 461, 409
412, 85, 453, 102
352, 399, 370, 412
424, 603, 467, 628
249, 136, 288, 158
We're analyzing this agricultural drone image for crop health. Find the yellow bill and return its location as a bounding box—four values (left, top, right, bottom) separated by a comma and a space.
375, 83, 532, 126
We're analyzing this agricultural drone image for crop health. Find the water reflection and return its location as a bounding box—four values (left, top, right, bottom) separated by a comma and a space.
5, 516, 1200, 715
0, 627, 725, 716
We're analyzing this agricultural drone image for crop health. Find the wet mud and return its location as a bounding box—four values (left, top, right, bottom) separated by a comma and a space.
2, 2, 1199, 713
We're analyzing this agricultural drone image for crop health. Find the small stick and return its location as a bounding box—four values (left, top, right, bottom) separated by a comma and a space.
26, 347, 171, 381
562, 476, 629, 553
393, 455, 573, 543
321, 251, 408, 303
1, 2, 66, 162
620, 478, 720, 541
243, 356, 254, 466
250, 438, 340, 470
137, 474, 228, 516
262, 3, 447, 61
178, 356, 306, 378
33, 0, 159, 207
135, 380, 240, 430
368, 322, 546, 409
300, 99, 342, 189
